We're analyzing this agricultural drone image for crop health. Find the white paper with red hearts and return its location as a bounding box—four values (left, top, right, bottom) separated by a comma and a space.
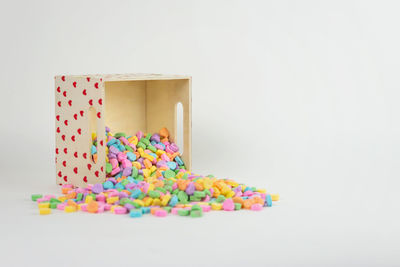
55, 75, 106, 187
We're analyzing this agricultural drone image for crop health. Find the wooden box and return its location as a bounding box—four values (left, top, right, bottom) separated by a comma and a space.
55, 74, 191, 187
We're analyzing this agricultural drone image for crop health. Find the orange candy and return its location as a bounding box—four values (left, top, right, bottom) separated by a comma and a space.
144, 159, 152, 169
87, 201, 99, 213
159, 127, 169, 138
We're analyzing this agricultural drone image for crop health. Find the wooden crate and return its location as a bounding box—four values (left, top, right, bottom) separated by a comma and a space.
55, 73, 191, 187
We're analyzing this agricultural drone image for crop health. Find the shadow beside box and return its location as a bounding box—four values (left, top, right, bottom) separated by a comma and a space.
55, 74, 192, 187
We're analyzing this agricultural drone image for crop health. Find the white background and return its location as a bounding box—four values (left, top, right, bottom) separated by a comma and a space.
0, 0, 399, 266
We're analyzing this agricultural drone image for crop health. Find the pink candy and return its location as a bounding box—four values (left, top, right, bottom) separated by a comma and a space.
251, 204, 263, 211
155, 209, 168, 217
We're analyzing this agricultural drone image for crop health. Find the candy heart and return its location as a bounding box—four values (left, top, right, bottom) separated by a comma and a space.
73, 81, 77, 88
82, 89, 87, 95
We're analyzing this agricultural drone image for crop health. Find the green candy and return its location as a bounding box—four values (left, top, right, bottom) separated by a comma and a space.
31, 194, 42, 201
131, 167, 138, 178
137, 142, 146, 149
164, 170, 175, 179
125, 145, 133, 152
172, 189, 180, 195
178, 191, 188, 202
181, 173, 188, 180
132, 202, 141, 209
114, 132, 126, 138
191, 204, 201, 211
155, 187, 167, 194
147, 145, 157, 153
50, 202, 58, 209
149, 190, 160, 198
163, 206, 172, 213
140, 138, 150, 146
194, 191, 206, 198
119, 198, 130, 206
204, 189, 211, 196
145, 133, 152, 140
190, 196, 201, 202
178, 209, 190, 216
164, 185, 172, 192
216, 195, 226, 203
106, 163, 112, 174
75, 194, 83, 201
190, 210, 203, 218
135, 175, 144, 181
121, 179, 130, 186
234, 203, 242, 210
137, 192, 146, 200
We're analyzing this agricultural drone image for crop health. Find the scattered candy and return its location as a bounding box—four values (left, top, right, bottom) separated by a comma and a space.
33, 127, 278, 218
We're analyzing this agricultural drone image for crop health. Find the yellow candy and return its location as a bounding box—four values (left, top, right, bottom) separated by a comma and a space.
226, 191, 235, 198
152, 198, 161, 206
107, 196, 119, 204
132, 162, 141, 170
39, 208, 51, 215
58, 196, 66, 202
38, 202, 50, 209
156, 150, 166, 156
257, 189, 266, 193
161, 195, 171, 206
148, 184, 155, 191
175, 172, 184, 179
150, 165, 157, 173
77, 203, 85, 211
203, 179, 213, 189
137, 147, 144, 156
142, 169, 151, 178
211, 203, 222, 210
142, 153, 154, 161
271, 194, 280, 201
92, 132, 97, 140
128, 136, 138, 145
65, 206, 77, 213
221, 186, 231, 196
134, 199, 144, 207
85, 196, 93, 203
144, 198, 153, 206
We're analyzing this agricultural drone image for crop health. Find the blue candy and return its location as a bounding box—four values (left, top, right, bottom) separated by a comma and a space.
266, 194, 272, 207
169, 195, 178, 207
141, 207, 151, 214
103, 181, 114, 190
157, 142, 166, 149
107, 139, 117, 147
175, 156, 184, 166
115, 183, 125, 190
167, 161, 177, 170
118, 144, 125, 151
91, 145, 97, 154
130, 189, 142, 199
129, 210, 142, 218
126, 152, 136, 161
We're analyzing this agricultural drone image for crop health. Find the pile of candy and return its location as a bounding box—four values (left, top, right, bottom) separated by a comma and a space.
33, 127, 279, 217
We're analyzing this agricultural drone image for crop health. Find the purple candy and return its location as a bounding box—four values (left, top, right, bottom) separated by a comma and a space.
122, 167, 132, 177
169, 143, 179, 152
109, 146, 120, 154
119, 192, 129, 198
150, 134, 160, 143
105, 126, 110, 132
108, 153, 117, 159
154, 144, 164, 150
92, 183, 104, 194
156, 160, 167, 168
108, 178, 117, 184
124, 203, 134, 210
185, 182, 195, 195
136, 131, 144, 140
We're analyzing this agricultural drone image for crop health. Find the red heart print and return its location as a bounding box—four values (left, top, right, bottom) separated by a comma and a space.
77, 128, 82, 135
74, 151, 78, 158
55, 148, 59, 154
64, 148, 68, 154
63, 176, 68, 182
73, 81, 77, 88
100, 140, 103, 146
87, 164, 92, 170
94, 83, 99, 89
73, 114, 78, 120
68, 100, 72, 106
64, 120, 68, 126
56, 127, 60, 133
98, 99, 103, 105
95, 171, 99, 177
61, 135, 65, 141
80, 110, 84, 117
100, 78, 102, 82
56, 86, 61, 93
61, 76, 65, 82
71, 135, 75, 142
55, 157, 57, 163
97, 112, 101, 118
73, 167, 78, 174
56, 115, 60, 121
62, 161, 66, 167
57, 101, 61, 107
83, 176, 88, 183
101, 166, 104, 172
82, 89, 87, 95
89, 99, 93, 105
58, 171, 62, 177
86, 77, 90, 82
83, 153, 87, 159
63, 91, 67, 97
